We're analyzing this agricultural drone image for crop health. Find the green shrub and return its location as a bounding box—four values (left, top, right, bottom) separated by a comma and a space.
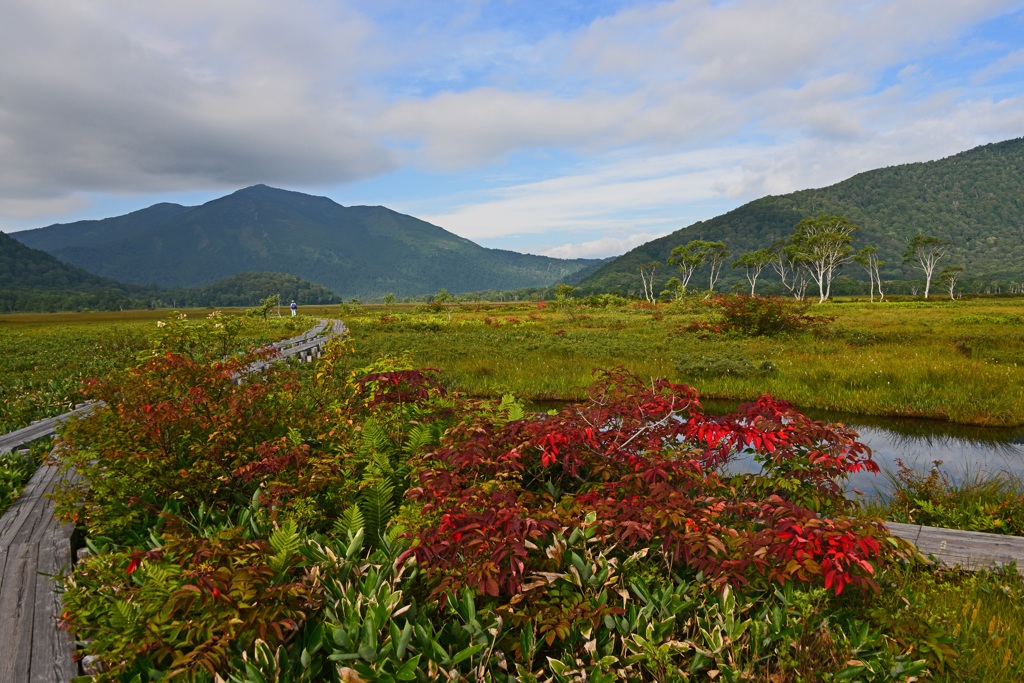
712, 294, 828, 336
677, 353, 777, 379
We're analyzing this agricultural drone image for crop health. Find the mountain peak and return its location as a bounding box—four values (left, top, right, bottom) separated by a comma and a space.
11, 186, 599, 298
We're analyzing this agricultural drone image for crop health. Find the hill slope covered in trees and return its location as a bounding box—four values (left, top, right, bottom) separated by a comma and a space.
0, 232, 339, 312
14, 185, 599, 300
578, 137, 1024, 295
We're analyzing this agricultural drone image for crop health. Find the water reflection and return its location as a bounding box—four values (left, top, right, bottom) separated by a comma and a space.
701, 399, 1024, 497
531, 398, 1024, 498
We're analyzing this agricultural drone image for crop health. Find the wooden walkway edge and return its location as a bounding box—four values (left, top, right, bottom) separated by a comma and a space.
0, 319, 345, 681
886, 521, 1024, 572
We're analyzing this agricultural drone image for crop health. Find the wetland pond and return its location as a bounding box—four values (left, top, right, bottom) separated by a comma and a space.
702, 400, 1024, 498
533, 398, 1024, 498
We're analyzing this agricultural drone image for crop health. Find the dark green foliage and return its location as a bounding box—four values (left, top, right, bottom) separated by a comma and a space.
0, 232, 339, 311
677, 353, 777, 379
14, 185, 600, 300
179, 272, 341, 307
580, 137, 1024, 295
0, 231, 156, 311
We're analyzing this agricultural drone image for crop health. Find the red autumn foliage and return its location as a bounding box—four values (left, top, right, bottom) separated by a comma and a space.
356, 368, 446, 407
401, 369, 898, 600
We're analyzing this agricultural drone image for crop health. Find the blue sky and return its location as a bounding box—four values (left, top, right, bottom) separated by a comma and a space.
2, 0, 1023, 257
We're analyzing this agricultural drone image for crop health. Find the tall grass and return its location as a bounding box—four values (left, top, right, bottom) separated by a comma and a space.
876, 564, 1024, 682
874, 460, 1024, 535
342, 297, 1024, 425
0, 309, 305, 432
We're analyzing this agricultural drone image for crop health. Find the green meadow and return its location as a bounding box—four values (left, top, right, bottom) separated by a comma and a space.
0, 310, 305, 433
330, 296, 1024, 426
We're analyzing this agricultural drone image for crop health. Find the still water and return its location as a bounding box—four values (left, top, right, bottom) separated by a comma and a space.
702, 400, 1024, 498
533, 398, 1024, 498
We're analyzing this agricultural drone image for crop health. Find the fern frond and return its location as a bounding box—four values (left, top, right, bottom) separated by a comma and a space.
110, 599, 138, 630
268, 519, 300, 575
332, 505, 364, 539
403, 422, 439, 456
499, 393, 525, 423
359, 478, 395, 548
360, 418, 392, 453
366, 451, 395, 479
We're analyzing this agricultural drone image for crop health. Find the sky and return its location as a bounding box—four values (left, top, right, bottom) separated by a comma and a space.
2, 0, 1024, 258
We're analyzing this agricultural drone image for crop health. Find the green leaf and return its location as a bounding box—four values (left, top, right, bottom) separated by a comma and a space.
394, 654, 422, 681
451, 643, 484, 665
396, 622, 413, 660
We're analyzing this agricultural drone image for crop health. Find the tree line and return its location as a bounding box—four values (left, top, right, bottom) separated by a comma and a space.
640, 215, 965, 304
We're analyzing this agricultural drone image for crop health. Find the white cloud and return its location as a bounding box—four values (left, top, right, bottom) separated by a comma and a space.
0, 194, 92, 221
540, 233, 662, 259
973, 47, 1024, 83
0, 0, 395, 204
1, 0, 1023, 246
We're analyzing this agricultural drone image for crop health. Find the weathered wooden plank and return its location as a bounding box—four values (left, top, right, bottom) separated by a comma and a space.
270, 320, 327, 351
0, 544, 8, 597
0, 543, 41, 680
0, 404, 93, 456
887, 521, 1024, 572
29, 527, 77, 683
0, 463, 68, 547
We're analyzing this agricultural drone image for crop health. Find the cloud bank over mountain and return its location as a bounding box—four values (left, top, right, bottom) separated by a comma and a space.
3, 0, 1023, 256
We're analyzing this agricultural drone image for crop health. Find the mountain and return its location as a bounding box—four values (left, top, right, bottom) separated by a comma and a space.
0, 232, 339, 312
14, 185, 600, 300
578, 137, 1024, 295
0, 231, 149, 311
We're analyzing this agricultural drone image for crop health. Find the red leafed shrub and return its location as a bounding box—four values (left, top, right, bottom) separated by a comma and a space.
356, 368, 446, 408
401, 369, 900, 599
53, 346, 327, 539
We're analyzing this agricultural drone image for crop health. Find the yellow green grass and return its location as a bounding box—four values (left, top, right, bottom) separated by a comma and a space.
0, 309, 305, 432
333, 297, 1024, 426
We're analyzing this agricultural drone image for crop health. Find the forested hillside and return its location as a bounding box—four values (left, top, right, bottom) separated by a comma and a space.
0, 233, 338, 312
15, 185, 600, 300
579, 137, 1024, 295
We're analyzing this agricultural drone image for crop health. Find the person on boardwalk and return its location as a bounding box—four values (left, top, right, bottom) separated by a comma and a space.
290, 300, 297, 317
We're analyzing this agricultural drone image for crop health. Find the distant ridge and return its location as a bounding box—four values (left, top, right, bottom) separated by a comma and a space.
14, 185, 600, 300
0, 232, 339, 312
578, 137, 1024, 294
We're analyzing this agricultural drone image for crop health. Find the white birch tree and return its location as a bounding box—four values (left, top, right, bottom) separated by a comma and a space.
903, 234, 951, 299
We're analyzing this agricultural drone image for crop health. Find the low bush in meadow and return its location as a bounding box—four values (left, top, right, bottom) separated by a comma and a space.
684, 295, 829, 337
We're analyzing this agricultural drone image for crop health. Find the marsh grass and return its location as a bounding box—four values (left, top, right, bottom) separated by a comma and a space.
0, 309, 303, 432
876, 564, 1024, 682
343, 297, 1024, 425
0, 449, 34, 517
874, 460, 1024, 535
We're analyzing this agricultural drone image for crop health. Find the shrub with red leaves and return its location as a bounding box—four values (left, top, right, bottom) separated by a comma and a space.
401, 369, 899, 600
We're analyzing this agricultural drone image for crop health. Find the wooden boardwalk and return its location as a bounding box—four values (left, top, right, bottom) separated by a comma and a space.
0, 405, 97, 457
887, 521, 1024, 572
0, 320, 345, 681
0, 462, 78, 682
